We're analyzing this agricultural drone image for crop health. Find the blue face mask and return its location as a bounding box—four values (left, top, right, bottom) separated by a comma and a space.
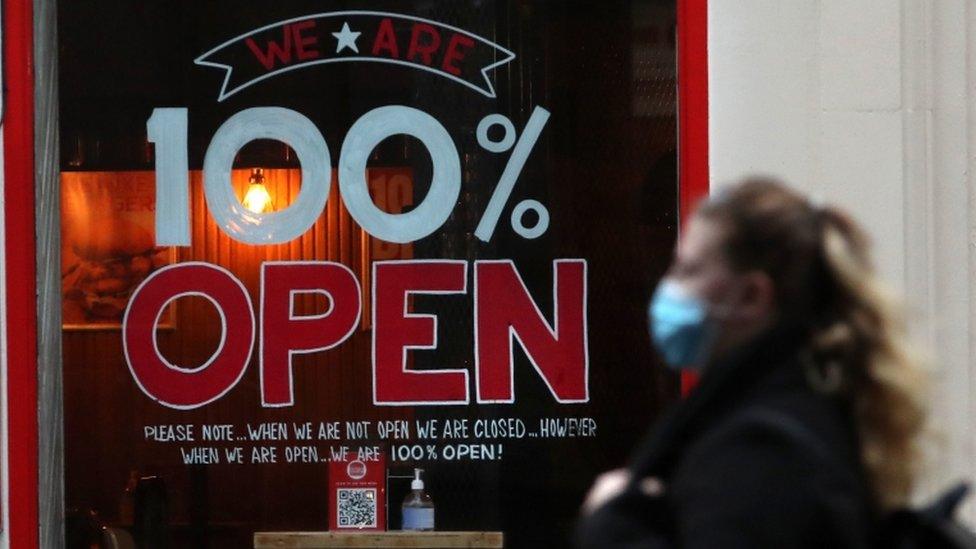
648, 280, 718, 370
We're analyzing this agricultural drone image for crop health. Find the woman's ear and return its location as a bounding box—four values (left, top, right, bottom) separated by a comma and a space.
736, 270, 776, 322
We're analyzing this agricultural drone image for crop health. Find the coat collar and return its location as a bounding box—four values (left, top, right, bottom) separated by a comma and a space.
628, 321, 809, 476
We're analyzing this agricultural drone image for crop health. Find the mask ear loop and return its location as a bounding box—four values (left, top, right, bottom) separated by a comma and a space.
802, 349, 844, 394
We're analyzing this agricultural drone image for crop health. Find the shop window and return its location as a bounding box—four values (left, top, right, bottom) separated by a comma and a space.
57, 1, 679, 546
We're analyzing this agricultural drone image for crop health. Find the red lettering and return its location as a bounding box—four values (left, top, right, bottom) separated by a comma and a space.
123, 263, 254, 409
260, 262, 361, 407
246, 24, 294, 70
124, 259, 588, 409
441, 33, 475, 76
291, 20, 320, 61
372, 18, 400, 58
475, 260, 588, 403
406, 23, 441, 65
373, 261, 468, 405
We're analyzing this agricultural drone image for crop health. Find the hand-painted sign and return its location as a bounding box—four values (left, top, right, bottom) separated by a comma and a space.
123, 13, 588, 410
124, 259, 588, 409
60, 3, 678, 544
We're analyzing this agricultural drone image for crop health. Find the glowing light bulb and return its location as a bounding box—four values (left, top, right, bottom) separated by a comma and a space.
242, 168, 272, 213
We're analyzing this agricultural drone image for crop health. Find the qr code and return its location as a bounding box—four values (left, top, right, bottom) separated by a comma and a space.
337, 488, 377, 528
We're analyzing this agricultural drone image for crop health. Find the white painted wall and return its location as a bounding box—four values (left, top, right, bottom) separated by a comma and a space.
709, 0, 976, 519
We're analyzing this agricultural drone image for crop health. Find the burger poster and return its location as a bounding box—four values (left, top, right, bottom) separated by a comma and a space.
61, 171, 176, 329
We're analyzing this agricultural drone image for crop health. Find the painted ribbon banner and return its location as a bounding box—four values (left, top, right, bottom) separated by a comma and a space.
196, 11, 516, 101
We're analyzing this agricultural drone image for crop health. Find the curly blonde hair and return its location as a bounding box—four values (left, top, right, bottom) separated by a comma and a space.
697, 177, 927, 510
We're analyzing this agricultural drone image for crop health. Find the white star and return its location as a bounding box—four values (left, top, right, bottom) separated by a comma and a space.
332, 22, 361, 54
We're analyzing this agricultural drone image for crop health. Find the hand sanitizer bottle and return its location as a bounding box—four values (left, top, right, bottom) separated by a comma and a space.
402, 468, 434, 531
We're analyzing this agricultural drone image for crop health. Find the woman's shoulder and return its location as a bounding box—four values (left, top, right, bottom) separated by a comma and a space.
676, 387, 865, 491
660, 393, 876, 548
707, 349, 864, 468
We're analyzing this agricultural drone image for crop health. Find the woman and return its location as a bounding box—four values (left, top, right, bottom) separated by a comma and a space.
576, 178, 926, 548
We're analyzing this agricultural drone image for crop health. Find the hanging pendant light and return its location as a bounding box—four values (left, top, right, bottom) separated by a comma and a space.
243, 168, 273, 213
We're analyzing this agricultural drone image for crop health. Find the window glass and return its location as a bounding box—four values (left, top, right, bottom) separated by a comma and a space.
58, 2, 678, 546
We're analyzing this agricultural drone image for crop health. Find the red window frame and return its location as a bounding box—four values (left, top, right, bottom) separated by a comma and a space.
4, 0, 39, 545
677, 0, 709, 393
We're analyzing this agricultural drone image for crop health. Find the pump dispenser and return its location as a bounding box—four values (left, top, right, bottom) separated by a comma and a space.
401, 468, 435, 531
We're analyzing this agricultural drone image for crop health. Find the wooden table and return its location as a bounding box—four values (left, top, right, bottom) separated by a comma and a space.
254, 531, 504, 548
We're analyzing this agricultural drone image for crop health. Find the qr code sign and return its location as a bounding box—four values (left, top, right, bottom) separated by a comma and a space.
337, 488, 377, 528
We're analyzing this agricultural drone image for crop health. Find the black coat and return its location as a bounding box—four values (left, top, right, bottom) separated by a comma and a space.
576, 324, 878, 548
